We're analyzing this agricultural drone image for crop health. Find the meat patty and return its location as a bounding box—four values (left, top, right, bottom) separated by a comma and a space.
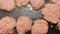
30, 0, 45, 10
0, 0, 15, 11
52, 0, 60, 18
15, 0, 29, 7
16, 16, 32, 34
0, 16, 16, 34
32, 19, 48, 34
42, 3, 60, 24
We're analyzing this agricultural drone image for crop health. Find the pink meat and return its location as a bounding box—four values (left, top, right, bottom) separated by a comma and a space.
0, 16, 16, 34
16, 16, 32, 34
32, 19, 48, 34
52, 0, 60, 18
42, 3, 60, 24
15, 0, 29, 7
0, 0, 15, 11
0, 16, 11, 29
30, 0, 45, 10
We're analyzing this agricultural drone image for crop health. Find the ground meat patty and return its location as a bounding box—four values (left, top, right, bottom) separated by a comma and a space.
0, 0, 15, 11
52, 0, 60, 18
57, 20, 60, 30
15, 0, 29, 7
16, 16, 32, 34
42, 3, 60, 24
30, 0, 45, 10
0, 16, 16, 34
32, 19, 48, 34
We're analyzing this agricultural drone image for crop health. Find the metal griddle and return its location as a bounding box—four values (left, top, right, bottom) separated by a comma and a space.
0, 0, 60, 34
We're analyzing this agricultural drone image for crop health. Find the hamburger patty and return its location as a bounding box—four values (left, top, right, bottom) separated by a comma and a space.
0, 0, 15, 11
15, 0, 29, 7
0, 16, 16, 34
16, 16, 32, 34
42, 3, 60, 24
32, 19, 48, 34
30, 0, 45, 10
